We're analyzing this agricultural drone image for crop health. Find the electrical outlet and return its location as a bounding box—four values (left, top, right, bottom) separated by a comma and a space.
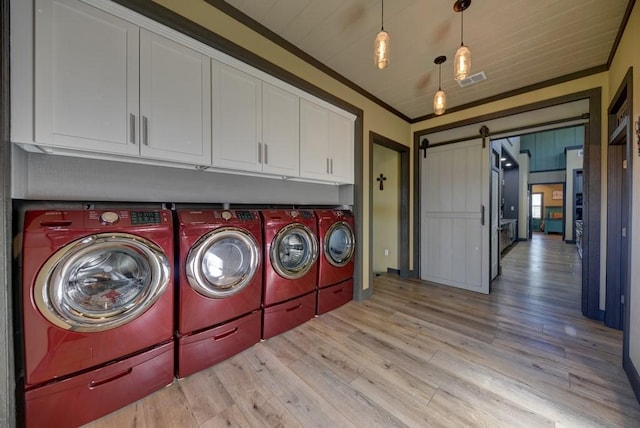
384, 249, 389, 256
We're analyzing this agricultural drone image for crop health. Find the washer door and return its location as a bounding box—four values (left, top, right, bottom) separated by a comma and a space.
34, 233, 170, 332
270, 223, 318, 279
324, 221, 355, 267
186, 227, 260, 298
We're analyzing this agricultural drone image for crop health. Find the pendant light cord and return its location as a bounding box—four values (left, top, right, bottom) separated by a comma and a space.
460, 11, 464, 47
381, 0, 385, 31
438, 63, 442, 90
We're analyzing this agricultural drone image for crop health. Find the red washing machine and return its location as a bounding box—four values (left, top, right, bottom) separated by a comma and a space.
22, 210, 175, 428
261, 209, 319, 339
315, 210, 355, 315
176, 210, 263, 378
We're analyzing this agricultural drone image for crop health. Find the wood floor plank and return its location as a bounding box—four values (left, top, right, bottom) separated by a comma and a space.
211, 354, 302, 428
177, 369, 235, 425
243, 343, 356, 427
288, 353, 407, 427
200, 405, 252, 428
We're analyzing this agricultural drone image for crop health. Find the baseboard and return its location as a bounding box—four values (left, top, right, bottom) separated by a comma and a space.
596, 309, 605, 322
517, 238, 528, 242
623, 354, 640, 405
386, 268, 400, 275
565, 240, 576, 244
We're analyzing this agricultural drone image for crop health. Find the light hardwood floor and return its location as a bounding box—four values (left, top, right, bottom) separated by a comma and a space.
85, 233, 640, 427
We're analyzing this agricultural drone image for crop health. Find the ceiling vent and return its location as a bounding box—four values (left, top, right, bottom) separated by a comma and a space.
457, 71, 487, 88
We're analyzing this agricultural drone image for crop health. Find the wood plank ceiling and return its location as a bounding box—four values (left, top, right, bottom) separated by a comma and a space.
222, 0, 629, 121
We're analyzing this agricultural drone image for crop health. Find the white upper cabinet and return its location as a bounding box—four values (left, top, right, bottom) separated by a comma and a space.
34, 0, 211, 165
212, 61, 262, 172
35, 0, 139, 156
212, 61, 299, 177
300, 99, 354, 184
328, 111, 354, 184
139, 30, 211, 165
23, 0, 353, 182
261, 82, 299, 177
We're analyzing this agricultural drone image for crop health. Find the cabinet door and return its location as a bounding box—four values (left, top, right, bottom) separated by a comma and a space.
35, 0, 139, 156
262, 83, 299, 177
140, 30, 211, 165
299, 99, 329, 181
212, 61, 262, 172
328, 112, 354, 184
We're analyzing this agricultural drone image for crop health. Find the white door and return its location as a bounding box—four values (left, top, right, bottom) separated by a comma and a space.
421, 139, 490, 294
328, 111, 355, 184
140, 30, 211, 165
35, 0, 139, 156
262, 82, 299, 176
299, 99, 330, 181
211, 61, 262, 172
491, 168, 500, 280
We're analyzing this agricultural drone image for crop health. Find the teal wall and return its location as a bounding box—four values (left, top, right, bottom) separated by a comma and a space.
520, 126, 584, 172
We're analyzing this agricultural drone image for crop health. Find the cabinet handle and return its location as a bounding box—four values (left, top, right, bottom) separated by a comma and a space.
258, 142, 262, 163
326, 158, 330, 173
330, 158, 333, 174
264, 144, 268, 165
142, 116, 149, 146
481, 205, 485, 226
129, 113, 136, 144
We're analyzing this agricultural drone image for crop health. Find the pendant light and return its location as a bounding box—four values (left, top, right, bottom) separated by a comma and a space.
374, 0, 390, 69
453, 0, 471, 81
433, 56, 447, 116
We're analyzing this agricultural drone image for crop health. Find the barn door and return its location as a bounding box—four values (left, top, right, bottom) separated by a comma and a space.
420, 139, 490, 294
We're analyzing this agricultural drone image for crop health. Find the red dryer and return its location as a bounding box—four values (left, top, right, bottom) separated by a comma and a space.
261, 209, 319, 339
315, 210, 355, 315
176, 210, 263, 378
22, 210, 175, 428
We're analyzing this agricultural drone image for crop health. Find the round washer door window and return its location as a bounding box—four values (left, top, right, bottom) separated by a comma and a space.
186, 227, 260, 298
271, 223, 318, 279
34, 233, 170, 332
325, 221, 355, 267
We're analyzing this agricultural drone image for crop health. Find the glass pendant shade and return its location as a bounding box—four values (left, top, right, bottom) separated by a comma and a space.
454, 44, 471, 81
374, 30, 390, 70
433, 90, 446, 115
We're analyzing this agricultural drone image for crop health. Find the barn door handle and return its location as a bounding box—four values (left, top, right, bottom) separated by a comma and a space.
481, 205, 485, 226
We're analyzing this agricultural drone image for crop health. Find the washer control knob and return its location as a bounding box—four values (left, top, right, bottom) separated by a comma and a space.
221, 211, 232, 221
100, 211, 120, 225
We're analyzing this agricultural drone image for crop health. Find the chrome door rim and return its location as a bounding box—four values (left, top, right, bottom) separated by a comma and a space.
324, 221, 355, 267
186, 227, 260, 298
34, 233, 170, 332
270, 223, 318, 279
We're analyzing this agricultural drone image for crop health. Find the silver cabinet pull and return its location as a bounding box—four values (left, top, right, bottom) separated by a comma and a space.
264, 144, 268, 165
481, 205, 485, 226
142, 116, 149, 146
326, 158, 330, 173
330, 158, 333, 174
129, 113, 136, 144
258, 143, 262, 163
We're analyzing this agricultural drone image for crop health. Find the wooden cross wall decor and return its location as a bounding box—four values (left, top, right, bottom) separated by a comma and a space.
377, 173, 387, 190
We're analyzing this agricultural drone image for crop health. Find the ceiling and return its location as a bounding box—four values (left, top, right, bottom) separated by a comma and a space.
220, 0, 630, 121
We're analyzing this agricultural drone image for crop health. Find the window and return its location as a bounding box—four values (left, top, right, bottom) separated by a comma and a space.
532, 193, 543, 219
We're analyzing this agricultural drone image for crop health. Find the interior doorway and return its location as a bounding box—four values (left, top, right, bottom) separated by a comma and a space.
369, 132, 410, 281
